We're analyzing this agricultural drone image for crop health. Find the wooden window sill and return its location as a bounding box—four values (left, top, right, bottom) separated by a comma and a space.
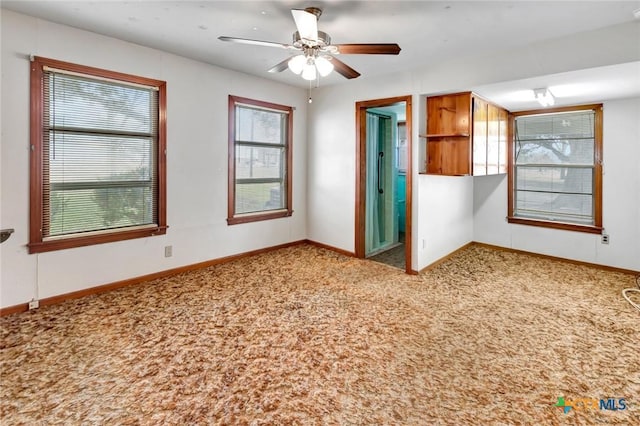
227, 210, 293, 225
507, 217, 602, 234
28, 226, 167, 254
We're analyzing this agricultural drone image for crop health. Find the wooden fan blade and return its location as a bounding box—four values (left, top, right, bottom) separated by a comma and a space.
291, 9, 318, 42
268, 58, 291, 73
334, 44, 401, 55
331, 57, 361, 79
218, 36, 292, 50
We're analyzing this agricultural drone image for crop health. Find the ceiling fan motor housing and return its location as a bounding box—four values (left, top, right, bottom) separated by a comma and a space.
293, 30, 331, 48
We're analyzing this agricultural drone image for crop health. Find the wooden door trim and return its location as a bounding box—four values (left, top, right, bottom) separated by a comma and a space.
355, 95, 414, 273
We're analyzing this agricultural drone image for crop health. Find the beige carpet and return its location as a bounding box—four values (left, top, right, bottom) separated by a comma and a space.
1, 244, 638, 424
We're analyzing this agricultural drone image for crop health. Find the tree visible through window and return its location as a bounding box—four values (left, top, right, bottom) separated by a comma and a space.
29, 57, 167, 253
228, 96, 293, 225
508, 104, 602, 234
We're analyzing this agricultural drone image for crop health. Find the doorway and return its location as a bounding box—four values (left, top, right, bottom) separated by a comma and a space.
364, 110, 395, 256
355, 95, 413, 273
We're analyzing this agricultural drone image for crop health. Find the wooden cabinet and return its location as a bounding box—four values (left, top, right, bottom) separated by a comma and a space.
497, 106, 508, 174
472, 97, 488, 175
423, 92, 508, 176
485, 101, 508, 175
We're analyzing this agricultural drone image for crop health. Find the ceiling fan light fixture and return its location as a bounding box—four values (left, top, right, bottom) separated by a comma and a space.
220, 6, 400, 82
315, 56, 334, 77
288, 54, 306, 74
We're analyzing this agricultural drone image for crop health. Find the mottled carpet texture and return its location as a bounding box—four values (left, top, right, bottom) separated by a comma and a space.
1, 245, 639, 425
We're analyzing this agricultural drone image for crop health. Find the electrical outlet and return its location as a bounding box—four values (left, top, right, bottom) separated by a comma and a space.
422, 239, 426, 249
164, 245, 173, 257
601, 234, 610, 245
28, 300, 39, 310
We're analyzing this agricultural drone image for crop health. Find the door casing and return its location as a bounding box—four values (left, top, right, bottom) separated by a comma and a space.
355, 95, 414, 273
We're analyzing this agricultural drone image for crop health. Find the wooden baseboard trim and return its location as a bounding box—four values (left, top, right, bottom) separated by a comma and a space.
0, 240, 307, 317
4, 239, 635, 317
419, 242, 474, 274
305, 239, 420, 274
418, 241, 639, 276
304, 239, 356, 257
0, 304, 29, 317
472, 242, 640, 275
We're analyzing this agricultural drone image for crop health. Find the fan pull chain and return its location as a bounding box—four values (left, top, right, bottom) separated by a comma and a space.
308, 80, 313, 103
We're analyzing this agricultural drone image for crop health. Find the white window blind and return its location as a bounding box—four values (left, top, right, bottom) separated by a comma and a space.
234, 105, 287, 215
42, 70, 159, 238
514, 110, 596, 225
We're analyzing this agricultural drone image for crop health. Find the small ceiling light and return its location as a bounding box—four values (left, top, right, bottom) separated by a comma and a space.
301, 58, 317, 80
287, 54, 306, 74
533, 88, 555, 107
315, 56, 334, 77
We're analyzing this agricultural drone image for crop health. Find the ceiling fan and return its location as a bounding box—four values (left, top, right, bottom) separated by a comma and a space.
218, 7, 401, 80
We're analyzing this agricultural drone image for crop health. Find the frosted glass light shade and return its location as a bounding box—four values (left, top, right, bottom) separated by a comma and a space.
301, 62, 317, 80
315, 56, 334, 77
288, 55, 306, 75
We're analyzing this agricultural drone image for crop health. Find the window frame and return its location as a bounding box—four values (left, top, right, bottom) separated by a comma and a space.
227, 95, 293, 225
507, 104, 603, 234
29, 56, 167, 254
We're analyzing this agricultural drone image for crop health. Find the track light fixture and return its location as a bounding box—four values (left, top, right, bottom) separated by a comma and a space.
533, 88, 555, 107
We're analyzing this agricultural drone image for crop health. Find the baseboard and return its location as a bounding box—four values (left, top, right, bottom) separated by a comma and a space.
472, 242, 640, 275
0, 240, 307, 317
0, 304, 29, 317
304, 239, 356, 257
419, 242, 475, 273
305, 239, 423, 274
5, 239, 634, 317
418, 241, 639, 276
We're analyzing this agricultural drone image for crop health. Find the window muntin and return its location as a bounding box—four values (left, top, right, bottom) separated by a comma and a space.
509, 105, 602, 233
228, 96, 293, 224
29, 57, 167, 253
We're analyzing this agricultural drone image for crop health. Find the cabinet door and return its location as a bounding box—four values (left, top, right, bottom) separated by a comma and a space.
487, 103, 500, 174
427, 93, 471, 136
472, 97, 488, 176
498, 108, 508, 174
426, 137, 471, 175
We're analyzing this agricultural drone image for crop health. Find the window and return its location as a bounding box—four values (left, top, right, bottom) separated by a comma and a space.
508, 104, 602, 234
29, 57, 167, 253
227, 96, 293, 225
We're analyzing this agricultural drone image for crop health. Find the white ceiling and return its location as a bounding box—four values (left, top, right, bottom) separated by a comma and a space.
3, 1, 640, 106
474, 61, 640, 111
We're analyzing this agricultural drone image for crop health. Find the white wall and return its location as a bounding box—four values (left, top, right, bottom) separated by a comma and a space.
2, 11, 639, 309
474, 97, 640, 271
307, 21, 640, 271
0, 10, 308, 308
418, 176, 474, 268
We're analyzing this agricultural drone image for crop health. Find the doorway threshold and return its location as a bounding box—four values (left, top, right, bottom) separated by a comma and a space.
368, 243, 406, 269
